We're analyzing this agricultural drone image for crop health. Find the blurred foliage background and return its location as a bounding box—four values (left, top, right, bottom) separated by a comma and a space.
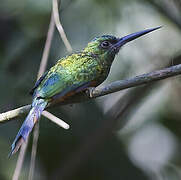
0, 0, 181, 179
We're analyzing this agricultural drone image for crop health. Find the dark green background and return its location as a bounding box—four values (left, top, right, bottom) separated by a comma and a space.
1, 0, 181, 179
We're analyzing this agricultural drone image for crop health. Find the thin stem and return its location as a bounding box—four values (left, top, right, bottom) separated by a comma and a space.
12, 141, 28, 180
11, 1, 72, 180
52, 0, 72, 53
28, 123, 39, 180
29, 0, 73, 178
28, 10, 56, 180
0, 105, 31, 122
37, 11, 55, 79
42, 110, 70, 129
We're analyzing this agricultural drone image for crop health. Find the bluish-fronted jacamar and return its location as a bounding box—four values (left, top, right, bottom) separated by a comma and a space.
10, 27, 161, 156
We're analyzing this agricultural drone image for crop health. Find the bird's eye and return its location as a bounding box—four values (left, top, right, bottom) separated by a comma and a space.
101, 41, 111, 48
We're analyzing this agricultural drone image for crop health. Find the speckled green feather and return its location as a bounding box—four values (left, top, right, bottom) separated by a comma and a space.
33, 36, 117, 102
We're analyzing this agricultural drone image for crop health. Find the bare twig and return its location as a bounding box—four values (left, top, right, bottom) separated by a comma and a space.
90, 63, 181, 97
42, 110, 70, 129
28, 123, 39, 180
52, 0, 72, 52
28, 10, 56, 180
12, 6, 57, 180
1, 63, 181, 123
29, 0, 73, 178
0, 105, 31, 122
11, 105, 29, 180
0, 105, 69, 129
37, 11, 55, 79
12, 141, 28, 180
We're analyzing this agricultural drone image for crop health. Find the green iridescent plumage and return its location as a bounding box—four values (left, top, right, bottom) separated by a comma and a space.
9, 27, 161, 156
33, 36, 118, 101
34, 52, 109, 100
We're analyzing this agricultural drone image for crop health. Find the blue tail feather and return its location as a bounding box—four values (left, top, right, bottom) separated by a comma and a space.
9, 99, 47, 156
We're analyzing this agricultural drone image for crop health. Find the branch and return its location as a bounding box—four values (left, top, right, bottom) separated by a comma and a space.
53, 0, 72, 53
91, 63, 181, 97
1, 63, 181, 123
12, 140, 28, 180
28, 1, 73, 179
42, 110, 70, 129
0, 105, 31, 122
37, 11, 55, 79
12, 9, 56, 180
28, 8, 55, 180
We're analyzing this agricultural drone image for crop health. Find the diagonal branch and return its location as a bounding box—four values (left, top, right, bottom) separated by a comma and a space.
90, 63, 181, 97
42, 110, 69, 129
1, 63, 181, 123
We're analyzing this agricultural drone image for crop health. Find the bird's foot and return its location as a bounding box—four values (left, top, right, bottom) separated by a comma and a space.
86, 87, 95, 98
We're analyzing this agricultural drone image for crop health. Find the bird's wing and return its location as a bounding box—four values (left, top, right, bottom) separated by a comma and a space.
33, 70, 97, 101
32, 55, 99, 101
50, 80, 97, 103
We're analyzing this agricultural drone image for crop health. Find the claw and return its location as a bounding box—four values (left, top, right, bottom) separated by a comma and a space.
86, 87, 95, 98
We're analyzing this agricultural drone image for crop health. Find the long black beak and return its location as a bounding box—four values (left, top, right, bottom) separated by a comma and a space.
114, 26, 161, 48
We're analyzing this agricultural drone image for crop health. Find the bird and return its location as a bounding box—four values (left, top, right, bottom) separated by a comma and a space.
9, 26, 161, 156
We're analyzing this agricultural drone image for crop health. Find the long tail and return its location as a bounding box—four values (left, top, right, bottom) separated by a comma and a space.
9, 99, 47, 157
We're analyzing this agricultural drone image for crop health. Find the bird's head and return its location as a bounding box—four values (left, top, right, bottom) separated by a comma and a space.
83, 27, 161, 63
